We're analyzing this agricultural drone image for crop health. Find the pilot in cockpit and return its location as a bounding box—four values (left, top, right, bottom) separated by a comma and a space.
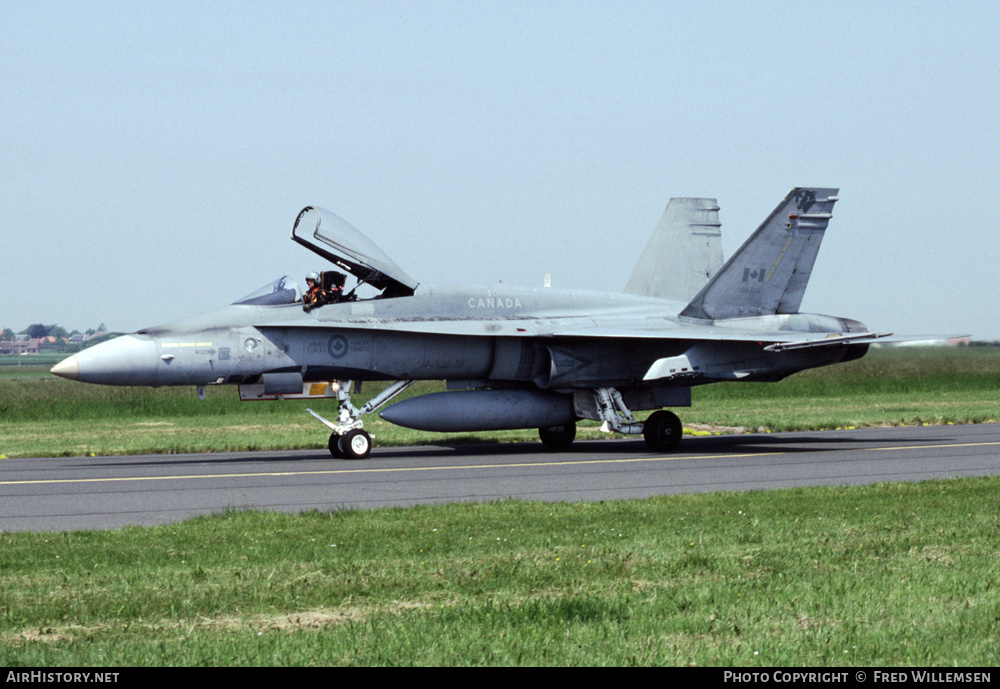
303, 271, 349, 311
302, 272, 326, 312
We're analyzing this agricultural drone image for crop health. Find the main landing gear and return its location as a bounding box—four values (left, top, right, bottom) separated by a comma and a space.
311, 381, 684, 458
537, 387, 683, 453
641, 409, 683, 452
538, 423, 577, 450
307, 380, 414, 459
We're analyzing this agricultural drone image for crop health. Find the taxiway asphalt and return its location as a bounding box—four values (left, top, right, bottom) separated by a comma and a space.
3, 423, 1000, 532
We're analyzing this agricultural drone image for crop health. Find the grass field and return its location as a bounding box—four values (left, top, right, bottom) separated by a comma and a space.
1, 478, 997, 666
1, 347, 998, 666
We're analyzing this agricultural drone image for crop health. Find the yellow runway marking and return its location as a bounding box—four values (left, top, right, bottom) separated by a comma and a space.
873, 442, 1000, 452
4, 440, 1000, 488
1, 453, 757, 487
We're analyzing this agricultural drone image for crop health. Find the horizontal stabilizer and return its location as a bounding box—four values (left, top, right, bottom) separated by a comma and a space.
764, 333, 971, 352
763, 332, 894, 352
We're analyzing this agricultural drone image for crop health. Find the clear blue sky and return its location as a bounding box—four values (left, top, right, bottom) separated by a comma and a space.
3, 1, 998, 338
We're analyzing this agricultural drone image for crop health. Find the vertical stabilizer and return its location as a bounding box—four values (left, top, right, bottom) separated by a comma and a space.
680, 188, 839, 320
624, 198, 724, 302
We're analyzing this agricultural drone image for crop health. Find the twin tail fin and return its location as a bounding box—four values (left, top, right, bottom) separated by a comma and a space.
680, 187, 839, 320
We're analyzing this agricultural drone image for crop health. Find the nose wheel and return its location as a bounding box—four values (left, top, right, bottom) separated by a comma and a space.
329, 428, 372, 460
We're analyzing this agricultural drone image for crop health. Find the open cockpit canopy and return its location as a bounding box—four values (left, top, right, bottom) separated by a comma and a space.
291, 206, 418, 297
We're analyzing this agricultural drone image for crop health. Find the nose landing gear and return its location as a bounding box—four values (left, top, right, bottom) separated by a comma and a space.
308, 379, 415, 459
327, 427, 373, 459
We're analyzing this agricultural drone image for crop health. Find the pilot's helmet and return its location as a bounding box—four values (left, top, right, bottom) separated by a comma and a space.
306, 271, 320, 284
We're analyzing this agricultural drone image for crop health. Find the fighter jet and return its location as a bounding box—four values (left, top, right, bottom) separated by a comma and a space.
51, 188, 926, 459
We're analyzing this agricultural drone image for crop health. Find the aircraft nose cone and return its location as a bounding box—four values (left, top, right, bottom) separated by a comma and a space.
56, 334, 160, 385
50, 357, 80, 380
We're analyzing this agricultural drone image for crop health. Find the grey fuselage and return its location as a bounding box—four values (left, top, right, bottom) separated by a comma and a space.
67, 282, 867, 397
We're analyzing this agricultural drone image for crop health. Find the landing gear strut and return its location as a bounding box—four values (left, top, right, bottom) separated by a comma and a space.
308, 380, 414, 459
591, 387, 684, 453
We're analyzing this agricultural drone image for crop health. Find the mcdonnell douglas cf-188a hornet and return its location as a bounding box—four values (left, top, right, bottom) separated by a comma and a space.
51, 188, 945, 459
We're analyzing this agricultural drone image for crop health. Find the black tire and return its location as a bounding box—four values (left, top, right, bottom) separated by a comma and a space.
328, 433, 346, 458
338, 429, 372, 460
643, 410, 682, 452
539, 423, 577, 450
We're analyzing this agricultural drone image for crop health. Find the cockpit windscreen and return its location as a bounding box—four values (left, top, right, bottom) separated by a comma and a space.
233, 276, 301, 306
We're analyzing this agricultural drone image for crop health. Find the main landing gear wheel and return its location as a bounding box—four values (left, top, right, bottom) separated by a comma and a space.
539, 423, 576, 451
643, 410, 682, 452
328, 429, 372, 460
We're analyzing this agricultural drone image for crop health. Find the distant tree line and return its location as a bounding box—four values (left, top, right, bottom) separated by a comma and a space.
3, 323, 108, 338
1, 323, 115, 354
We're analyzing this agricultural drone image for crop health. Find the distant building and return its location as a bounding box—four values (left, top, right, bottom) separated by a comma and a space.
39, 336, 64, 352
0, 337, 41, 355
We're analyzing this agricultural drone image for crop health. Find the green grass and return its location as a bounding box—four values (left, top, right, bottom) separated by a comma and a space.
2, 347, 999, 458
0, 355, 64, 372
1, 478, 998, 665
687, 346, 1000, 432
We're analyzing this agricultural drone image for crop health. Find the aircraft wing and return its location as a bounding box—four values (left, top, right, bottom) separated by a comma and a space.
541, 317, 876, 344
259, 312, 889, 346
551, 323, 966, 348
